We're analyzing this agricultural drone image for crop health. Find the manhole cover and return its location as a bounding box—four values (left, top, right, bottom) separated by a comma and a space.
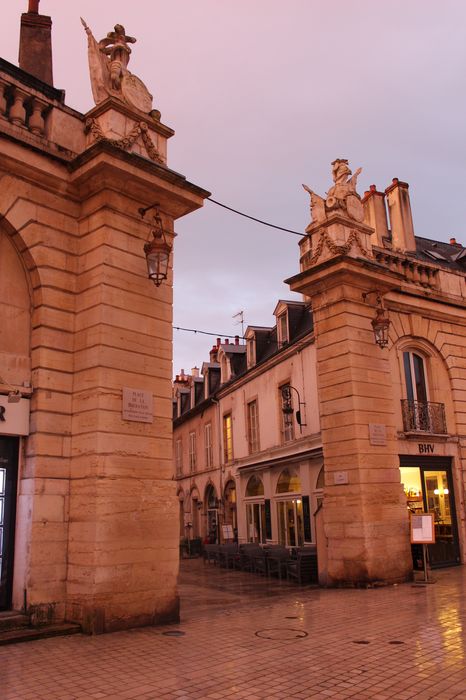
162, 630, 186, 637
255, 628, 308, 640
353, 640, 370, 644
389, 640, 404, 645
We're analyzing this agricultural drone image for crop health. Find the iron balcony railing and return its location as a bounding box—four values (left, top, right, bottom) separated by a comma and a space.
401, 400, 447, 434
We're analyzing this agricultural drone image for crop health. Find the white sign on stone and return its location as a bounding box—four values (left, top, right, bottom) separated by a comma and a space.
334, 471, 349, 485
0, 397, 30, 436
122, 387, 153, 423
369, 423, 387, 446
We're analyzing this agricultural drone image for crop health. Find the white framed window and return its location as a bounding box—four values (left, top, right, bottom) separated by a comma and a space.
175, 438, 183, 476
247, 399, 260, 454
189, 431, 197, 472
246, 337, 256, 368
278, 313, 288, 346
204, 422, 213, 468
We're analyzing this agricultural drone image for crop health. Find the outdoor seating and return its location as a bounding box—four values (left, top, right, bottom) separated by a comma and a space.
285, 548, 318, 584
264, 546, 290, 579
238, 544, 264, 572
203, 544, 220, 565
217, 543, 240, 568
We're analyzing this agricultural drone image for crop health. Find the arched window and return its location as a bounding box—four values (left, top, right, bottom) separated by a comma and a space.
276, 468, 301, 494
246, 475, 264, 497
205, 483, 217, 508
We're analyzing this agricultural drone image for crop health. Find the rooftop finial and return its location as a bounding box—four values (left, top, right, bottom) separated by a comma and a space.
28, 0, 40, 13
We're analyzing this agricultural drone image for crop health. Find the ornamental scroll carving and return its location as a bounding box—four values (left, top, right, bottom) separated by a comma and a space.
303, 159, 364, 226
85, 118, 165, 164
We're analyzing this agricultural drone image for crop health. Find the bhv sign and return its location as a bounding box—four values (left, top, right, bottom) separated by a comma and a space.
0, 396, 30, 436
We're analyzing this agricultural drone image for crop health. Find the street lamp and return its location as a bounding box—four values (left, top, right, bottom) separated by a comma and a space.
362, 291, 390, 348
141, 208, 172, 287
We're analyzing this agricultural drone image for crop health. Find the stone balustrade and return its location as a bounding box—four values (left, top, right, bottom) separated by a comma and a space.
373, 248, 439, 289
299, 232, 439, 290
0, 77, 49, 137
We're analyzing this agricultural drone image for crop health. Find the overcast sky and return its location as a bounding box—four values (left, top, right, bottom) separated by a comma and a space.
3, 1, 466, 375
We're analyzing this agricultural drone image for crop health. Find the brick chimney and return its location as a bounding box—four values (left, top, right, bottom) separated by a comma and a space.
385, 178, 416, 253
19, 1, 54, 85
362, 185, 389, 247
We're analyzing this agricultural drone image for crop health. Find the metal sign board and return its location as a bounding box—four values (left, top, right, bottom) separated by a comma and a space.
410, 513, 435, 544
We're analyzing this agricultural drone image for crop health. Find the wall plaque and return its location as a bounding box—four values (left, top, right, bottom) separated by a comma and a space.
369, 423, 387, 445
122, 387, 153, 423
334, 471, 349, 485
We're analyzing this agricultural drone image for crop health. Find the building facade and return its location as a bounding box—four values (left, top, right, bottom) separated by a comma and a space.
174, 166, 466, 585
0, 6, 208, 630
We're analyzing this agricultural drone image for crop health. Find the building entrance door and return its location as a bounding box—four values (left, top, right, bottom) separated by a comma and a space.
400, 457, 460, 569
0, 436, 19, 610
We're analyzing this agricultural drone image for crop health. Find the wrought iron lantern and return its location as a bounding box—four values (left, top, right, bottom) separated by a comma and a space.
371, 302, 390, 349
362, 291, 390, 348
142, 209, 172, 287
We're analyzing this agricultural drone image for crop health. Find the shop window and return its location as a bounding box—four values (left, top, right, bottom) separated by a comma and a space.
246, 475, 264, 497
223, 413, 233, 463
204, 422, 213, 468
276, 468, 301, 494
277, 499, 304, 547
189, 431, 196, 471
246, 502, 266, 543
247, 399, 260, 454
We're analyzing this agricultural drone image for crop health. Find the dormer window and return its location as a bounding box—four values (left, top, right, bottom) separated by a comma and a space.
246, 336, 256, 368
278, 312, 288, 347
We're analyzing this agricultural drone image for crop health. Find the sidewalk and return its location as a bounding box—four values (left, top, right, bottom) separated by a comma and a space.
2, 560, 466, 700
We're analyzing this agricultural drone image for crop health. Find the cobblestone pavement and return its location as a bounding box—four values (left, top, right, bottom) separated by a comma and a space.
2, 561, 466, 700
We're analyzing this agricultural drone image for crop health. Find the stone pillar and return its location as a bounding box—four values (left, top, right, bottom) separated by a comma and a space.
288, 219, 412, 585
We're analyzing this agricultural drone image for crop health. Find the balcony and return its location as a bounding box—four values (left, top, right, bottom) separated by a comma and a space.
401, 400, 447, 434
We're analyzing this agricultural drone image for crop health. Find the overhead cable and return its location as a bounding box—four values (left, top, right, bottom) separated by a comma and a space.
207, 197, 306, 238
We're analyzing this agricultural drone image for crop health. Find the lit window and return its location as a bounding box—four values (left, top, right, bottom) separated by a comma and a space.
189, 431, 197, 471
247, 399, 260, 454
204, 422, 213, 468
223, 413, 233, 463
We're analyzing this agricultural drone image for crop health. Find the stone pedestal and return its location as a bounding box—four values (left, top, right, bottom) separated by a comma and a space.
288, 221, 412, 584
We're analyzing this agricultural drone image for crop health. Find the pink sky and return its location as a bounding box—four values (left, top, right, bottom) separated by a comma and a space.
3, 1, 466, 375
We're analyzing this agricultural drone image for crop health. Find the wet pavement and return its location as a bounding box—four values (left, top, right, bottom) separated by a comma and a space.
2, 559, 466, 699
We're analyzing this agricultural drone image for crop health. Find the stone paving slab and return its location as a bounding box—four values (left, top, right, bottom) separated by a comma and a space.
2, 561, 466, 699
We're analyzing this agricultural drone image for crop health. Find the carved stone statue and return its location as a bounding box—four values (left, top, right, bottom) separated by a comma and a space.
81, 18, 153, 114
303, 159, 364, 226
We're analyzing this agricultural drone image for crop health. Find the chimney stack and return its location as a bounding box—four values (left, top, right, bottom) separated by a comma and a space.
19, 0, 54, 85
385, 179, 416, 253
362, 185, 389, 247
